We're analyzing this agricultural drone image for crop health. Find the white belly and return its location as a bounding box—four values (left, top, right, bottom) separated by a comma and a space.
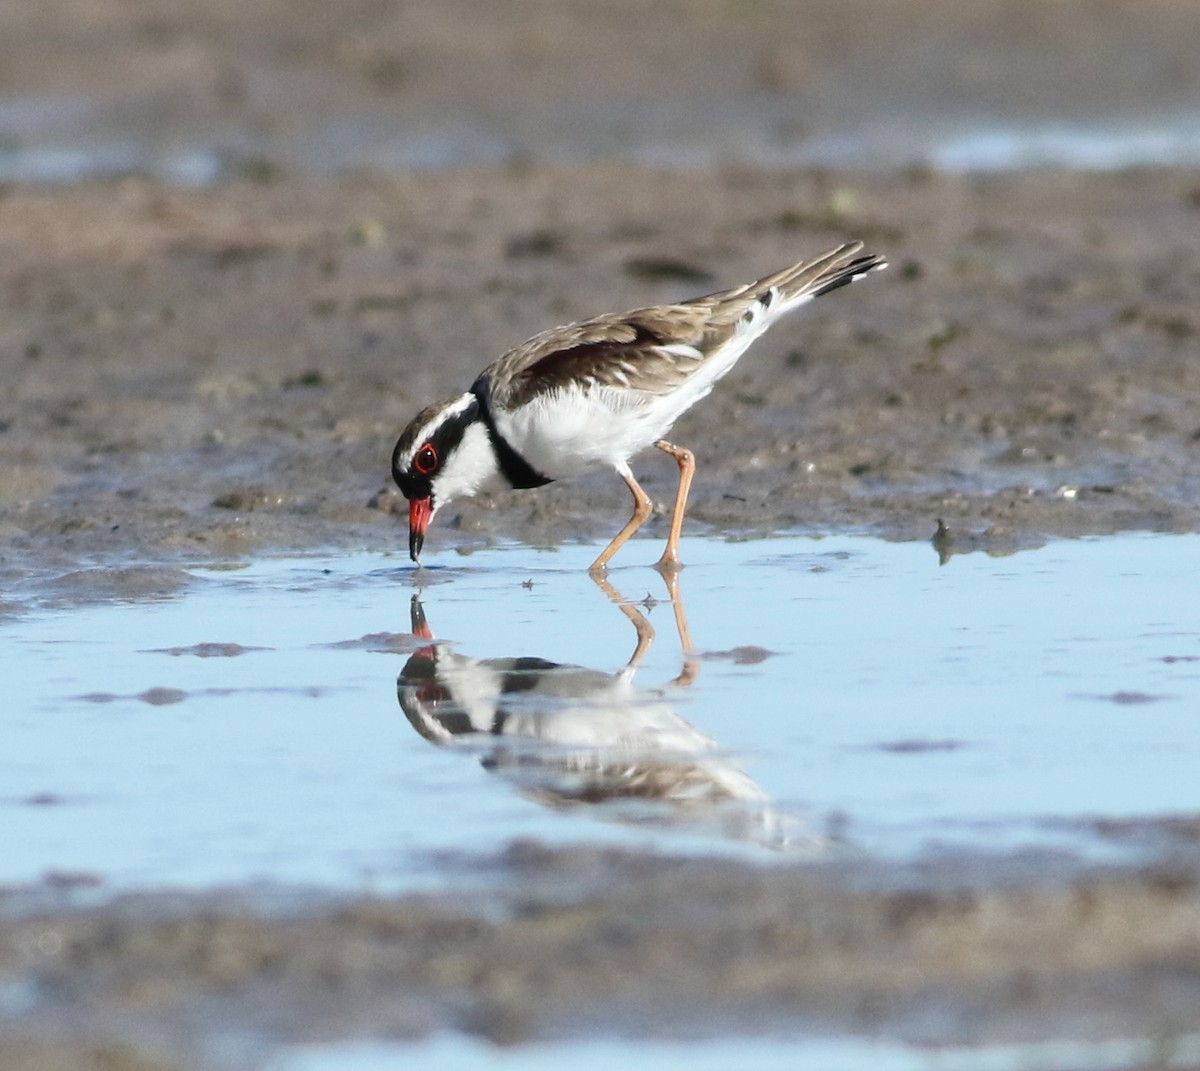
494, 387, 670, 478
495, 383, 716, 479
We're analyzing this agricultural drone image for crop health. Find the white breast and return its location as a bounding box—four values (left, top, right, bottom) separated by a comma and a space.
495, 387, 672, 477
494, 317, 770, 478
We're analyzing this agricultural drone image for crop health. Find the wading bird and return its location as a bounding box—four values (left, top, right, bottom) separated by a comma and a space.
392, 242, 885, 572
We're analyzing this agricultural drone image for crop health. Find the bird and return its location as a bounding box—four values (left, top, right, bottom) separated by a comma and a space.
392, 241, 886, 572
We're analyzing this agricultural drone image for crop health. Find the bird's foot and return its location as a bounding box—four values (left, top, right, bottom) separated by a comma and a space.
654, 552, 684, 576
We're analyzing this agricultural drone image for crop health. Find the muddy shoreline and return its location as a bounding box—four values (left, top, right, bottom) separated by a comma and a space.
5, 143, 1200, 1071
6, 841, 1200, 1070
3, 164, 1200, 590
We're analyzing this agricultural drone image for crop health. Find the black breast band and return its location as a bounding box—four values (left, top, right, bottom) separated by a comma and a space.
470, 379, 554, 490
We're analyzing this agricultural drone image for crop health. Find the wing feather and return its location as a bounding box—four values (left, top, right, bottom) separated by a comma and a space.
482, 242, 885, 412
485, 306, 716, 409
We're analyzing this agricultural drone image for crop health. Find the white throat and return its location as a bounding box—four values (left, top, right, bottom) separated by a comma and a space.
432, 417, 506, 510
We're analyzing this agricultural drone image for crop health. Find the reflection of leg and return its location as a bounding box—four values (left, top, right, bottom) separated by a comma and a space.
658, 569, 699, 687
591, 573, 655, 669
653, 439, 695, 572
657, 569, 694, 653
590, 464, 653, 574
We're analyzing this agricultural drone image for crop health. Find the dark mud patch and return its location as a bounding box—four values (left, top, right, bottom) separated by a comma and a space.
145, 643, 272, 658
321, 632, 425, 654
41, 567, 198, 606
74, 685, 330, 705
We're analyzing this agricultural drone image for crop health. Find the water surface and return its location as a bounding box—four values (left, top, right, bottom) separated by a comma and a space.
273, 1030, 1200, 1071
5, 533, 1199, 892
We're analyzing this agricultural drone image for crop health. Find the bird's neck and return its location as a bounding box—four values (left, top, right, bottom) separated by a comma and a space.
470, 380, 553, 490
435, 417, 509, 502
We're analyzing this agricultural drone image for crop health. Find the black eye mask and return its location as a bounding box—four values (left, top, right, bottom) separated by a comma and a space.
392, 396, 482, 500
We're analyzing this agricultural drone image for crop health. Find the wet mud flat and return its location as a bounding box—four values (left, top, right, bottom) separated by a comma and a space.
4, 1, 1200, 1067
3, 143, 1200, 1071
3, 163, 1200, 586
5, 841, 1200, 1070
3, 3, 1200, 577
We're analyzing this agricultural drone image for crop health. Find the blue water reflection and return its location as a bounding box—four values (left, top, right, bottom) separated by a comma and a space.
3, 533, 1200, 891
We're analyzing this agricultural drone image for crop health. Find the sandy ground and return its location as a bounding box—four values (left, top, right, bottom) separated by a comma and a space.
4, 0, 1200, 1066
3, 163, 1199, 583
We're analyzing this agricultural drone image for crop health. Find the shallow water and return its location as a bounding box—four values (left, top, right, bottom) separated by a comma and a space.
273, 1030, 1200, 1071
6, 90, 1200, 183
5, 532, 1200, 892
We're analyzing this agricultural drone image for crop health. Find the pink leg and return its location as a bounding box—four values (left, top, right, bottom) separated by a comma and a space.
589, 465, 654, 574
653, 439, 695, 572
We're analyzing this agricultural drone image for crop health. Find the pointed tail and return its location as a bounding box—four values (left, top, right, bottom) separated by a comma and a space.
698, 242, 887, 325
755, 241, 887, 312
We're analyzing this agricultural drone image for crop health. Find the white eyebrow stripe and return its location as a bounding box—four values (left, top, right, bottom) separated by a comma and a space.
411, 393, 476, 449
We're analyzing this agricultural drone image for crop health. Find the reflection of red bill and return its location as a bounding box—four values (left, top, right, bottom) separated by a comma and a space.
409, 598, 435, 642
408, 496, 433, 562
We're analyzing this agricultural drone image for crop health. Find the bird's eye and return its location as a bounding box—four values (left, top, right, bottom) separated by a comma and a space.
413, 443, 438, 475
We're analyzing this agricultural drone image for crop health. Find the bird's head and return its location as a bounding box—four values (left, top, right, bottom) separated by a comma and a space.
391, 392, 497, 562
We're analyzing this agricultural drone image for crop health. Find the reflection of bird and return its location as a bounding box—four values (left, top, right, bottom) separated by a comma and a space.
397, 584, 797, 848
392, 243, 885, 571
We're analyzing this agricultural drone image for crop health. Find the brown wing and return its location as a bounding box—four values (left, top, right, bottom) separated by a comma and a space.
483, 242, 883, 412
484, 304, 723, 411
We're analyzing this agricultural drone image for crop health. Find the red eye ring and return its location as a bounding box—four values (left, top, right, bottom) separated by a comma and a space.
414, 443, 438, 475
